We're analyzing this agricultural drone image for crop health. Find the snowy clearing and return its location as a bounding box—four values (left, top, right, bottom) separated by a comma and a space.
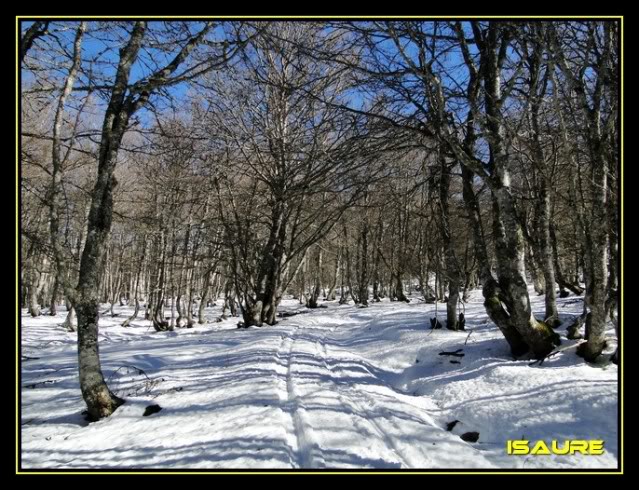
20, 289, 618, 470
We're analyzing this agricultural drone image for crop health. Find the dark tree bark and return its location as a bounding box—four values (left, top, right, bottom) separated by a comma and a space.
74, 22, 147, 420
551, 22, 616, 361
28, 274, 41, 317
549, 222, 584, 296
122, 238, 147, 327
49, 275, 59, 316
325, 247, 340, 301
444, 22, 559, 358
458, 126, 530, 355
535, 186, 560, 326
438, 154, 463, 330
522, 25, 560, 327
371, 218, 383, 302
74, 21, 221, 419
152, 228, 171, 332
356, 215, 369, 307
20, 20, 49, 63
198, 269, 212, 324
62, 307, 76, 332
176, 217, 192, 328
307, 247, 323, 308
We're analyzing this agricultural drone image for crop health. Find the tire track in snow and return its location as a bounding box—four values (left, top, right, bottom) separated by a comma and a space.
317, 339, 410, 468
317, 332, 493, 468
276, 328, 326, 469
279, 328, 410, 468
276, 323, 489, 469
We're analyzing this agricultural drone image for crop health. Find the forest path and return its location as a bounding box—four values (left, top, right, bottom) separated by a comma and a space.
270, 315, 494, 469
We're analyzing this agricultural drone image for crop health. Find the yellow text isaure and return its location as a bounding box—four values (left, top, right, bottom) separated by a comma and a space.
506, 440, 605, 456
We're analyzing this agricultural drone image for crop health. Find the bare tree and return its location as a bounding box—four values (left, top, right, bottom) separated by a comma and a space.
208, 23, 381, 326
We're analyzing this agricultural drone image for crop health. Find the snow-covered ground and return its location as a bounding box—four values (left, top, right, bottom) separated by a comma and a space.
20, 289, 619, 470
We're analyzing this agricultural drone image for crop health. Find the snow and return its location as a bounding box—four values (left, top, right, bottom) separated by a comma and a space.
20, 290, 619, 470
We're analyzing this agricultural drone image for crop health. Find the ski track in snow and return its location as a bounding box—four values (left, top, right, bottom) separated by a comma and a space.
286, 331, 326, 468
20, 290, 619, 470
319, 338, 410, 468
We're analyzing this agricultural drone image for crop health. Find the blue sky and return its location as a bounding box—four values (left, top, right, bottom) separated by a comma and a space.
20, 20, 514, 143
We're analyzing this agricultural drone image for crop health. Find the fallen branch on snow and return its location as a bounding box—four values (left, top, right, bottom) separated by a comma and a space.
23, 379, 57, 388
438, 349, 465, 358
528, 340, 587, 366
464, 331, 473, 345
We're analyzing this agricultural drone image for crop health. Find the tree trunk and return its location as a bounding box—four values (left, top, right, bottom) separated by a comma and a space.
62, 307, 76, 332
536, 185, 560, 326
325, 248, 339, 301
357, 221, 369, 307
524, 30, 560, 327
550, 222, 584, 296
577, 159, 609, 361
551, 21, 614, 361
439, 155, 462, 330
338, 245, 349, 305
307, 247, 323, 308
527, 243, 545, 296
28, 281, 41, 317
240, 200, 287, 326
474, 27, 558, 359
491, 187, 559, 359
198, 269, 212, 324
395, 274, 409, 303
122, 238, 146, 327
49, 274, 59, 316
73, 22, 150, 420
461, 164, 529, 357
152, 228, 171, 332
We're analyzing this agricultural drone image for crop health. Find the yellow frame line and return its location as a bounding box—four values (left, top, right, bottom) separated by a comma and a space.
16, 14, 623, 476
17, 15, 623, 19
13, 470, 625, 475
619, 14, 624, 477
